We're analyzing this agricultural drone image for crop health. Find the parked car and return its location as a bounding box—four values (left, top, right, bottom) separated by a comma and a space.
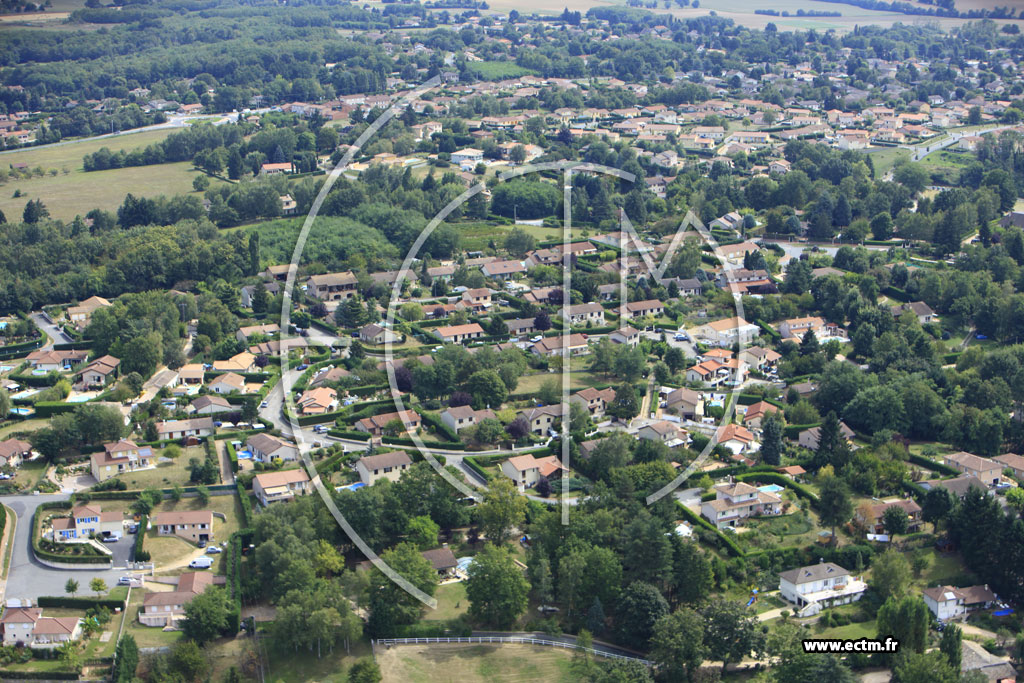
529, 336, 542, 343
102, 534, 120, 543
206, 546, 222, 554
189, 557, 214, 569
117, 577, 133, 586
260, 401, 268, 409
296, 364, 308, 371
127, 524, 139, 534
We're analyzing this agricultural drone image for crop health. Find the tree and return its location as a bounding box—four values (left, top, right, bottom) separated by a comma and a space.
814, 411, 851, 470
651, 609, 706, 682
65, 578, 78, 597
90, 578, 106, 598
892, 651, 959, 683
348, 658, 382, 683
193, 174, 210, 192
477, 479, 526, 545
465, 369, 508, 410
702, 599, 764, 675
465, 544, 530, 628
22, 198, 49, 224
586, 598, 606, 636
504, 227, 535, 258
882, 505, 908, 537
182, 587, 230, 645
940, 623, 962, 671
922, 486, 954, 531
615, 582, 669, 650
608, 382, 640, 421
672, 539, 713, 605
112, 634, 138, 683
406, 515, 440, 549
760, 412, 784, 466
534, 312, 551, 331
169, 640, 209, 682
871, 549, 912, 603
816, 474, 853, 543
367, 543, 437, 637
613, 345, 646, 383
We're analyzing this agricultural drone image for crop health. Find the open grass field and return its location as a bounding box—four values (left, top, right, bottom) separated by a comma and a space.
376, 643, 577, 683
860, 146, 912, 178
0, 128, 222, 221
254, 638, 373, 683
423, 581, 468, 622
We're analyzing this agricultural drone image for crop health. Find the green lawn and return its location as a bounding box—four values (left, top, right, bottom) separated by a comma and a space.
376, 643, 576, 683
816, 620, 877, 641
0, 419, 48, 439
860, 147, 912, 178
13, 459, 47, 492
258, 638, 373, 683
112, 446, 206, 489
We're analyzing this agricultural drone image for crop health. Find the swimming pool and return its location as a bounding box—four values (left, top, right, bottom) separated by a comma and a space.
758, 485, 785, 493
9, 407, 32, 416
237, 450, 253, 460
10, 390, 39, 401
0, 366, 12, 373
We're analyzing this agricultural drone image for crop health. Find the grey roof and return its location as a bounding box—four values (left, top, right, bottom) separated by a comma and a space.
779, 562, 850, 586
359, 451, 413, 470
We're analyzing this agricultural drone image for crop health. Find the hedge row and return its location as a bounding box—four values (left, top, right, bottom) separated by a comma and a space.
37, 595, 127, 610
294, 410, 347, 427
226, 534, 242, 633
382, 436, 464, 450
8, 372, 60, 388
462, 456, 494, 482
909, 454, 960, 477
32, 502, 112, 565
327, 429, 371, 441
0, 670, 79, 679
28, 401, 79, 418
237, 482, 255, 529
0, 338, 44, 361
675, 502, 745, 557
134, 514, 149, 562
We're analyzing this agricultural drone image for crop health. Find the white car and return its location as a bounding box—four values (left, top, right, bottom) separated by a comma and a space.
189, 557, 214, 569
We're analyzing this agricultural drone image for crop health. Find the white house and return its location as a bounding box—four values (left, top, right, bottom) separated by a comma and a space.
779, 562, 866, 617
692, 317, 760, 347
252, 469, 310, 506
700, 481, 781, 529
440, 406, 496, 433
356, 451, 413, 486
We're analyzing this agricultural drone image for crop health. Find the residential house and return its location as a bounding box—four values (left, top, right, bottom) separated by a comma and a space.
252, 469, 310, 506
0, 608, 82, 648
235, 324, 279, 343
139, 573, 214, 627
460, 288, 493, 311
623, 299, 665, 320
994, 453, 1024, 479
153, 510, 214, 543
742, 401, 781, 430
501, 453, 566, 490
25, 349, 89, 372
561, 303, 605, 327
359, 324, 398, 344
188, 395, 234, 416
638, 420, 684, 445
518, 405, 565, 436
740, 347, 782, 373
798, 422, 855, 451
609, 326, 640, 346
354, 410, 421, 437
891, 301, 937, 324
0, 439, 31, 468
91, 440, 154, 483
356, 451, 413, 485
212, 352, 256, 373
51, 504, 123, 542
692, 317, 760, 347
440, 406, 496, 433
716, 423, 757, 455
208, 372, 245, 395
307, 271, 358, 301
297, 386, 338, 415
504, 318, 537, 337
597, 283, 620, 301
434, 323, 485, 344
700, 481, 782, 529
309, 366, 351, 388
779, 562, 866, 617
66, 295, 111, 329
944, 452, 1002, 487
421, 547, 458, 578
919, 475, 987, 500
178, 364, 205, 387
922, 584, 997, 622
856, 499, 922, 534
155, 417, 214, 441
710, 213, 746, 234
569, 387, 616, 418
531, 334, 589, 357
664, 387, 702, 420
777, 316, 846, 343
246, 434, 298, 464
481, 260, 526, 281
77, 355, 120, 387
451, 148, 484, 167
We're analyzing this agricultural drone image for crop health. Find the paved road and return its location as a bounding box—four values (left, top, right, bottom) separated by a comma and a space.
902, 124, 1015, 162
3, 494, 129, 602
28, 312, 72, 348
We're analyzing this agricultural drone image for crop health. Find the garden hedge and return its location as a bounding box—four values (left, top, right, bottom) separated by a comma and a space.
133, 514, 149, 562
909, 454, 960, 477
675, 502, 745, 557
37, 596, 127, 610
237, 482, 255, 529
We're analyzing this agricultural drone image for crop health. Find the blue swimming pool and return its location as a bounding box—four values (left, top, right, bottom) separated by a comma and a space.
759, 484, 785, 493
237, 450, 253, 460
9, 407, 32, 416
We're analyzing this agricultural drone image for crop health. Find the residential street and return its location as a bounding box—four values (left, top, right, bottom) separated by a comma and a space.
2, 494, 129, 603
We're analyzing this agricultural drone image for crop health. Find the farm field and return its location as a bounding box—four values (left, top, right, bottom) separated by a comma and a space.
0, 128, 223, 220
376, 643, 577, 683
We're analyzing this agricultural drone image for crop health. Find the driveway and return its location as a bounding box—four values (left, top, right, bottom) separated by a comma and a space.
3, 494, 129, 602
28, 312, 73, 348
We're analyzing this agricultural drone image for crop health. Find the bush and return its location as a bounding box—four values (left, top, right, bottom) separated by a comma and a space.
237, 482, 254, 530
37, 596, 126, 610
133, 514, 148, 562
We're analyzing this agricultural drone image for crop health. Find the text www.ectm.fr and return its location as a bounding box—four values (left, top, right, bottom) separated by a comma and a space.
802, 638, 900, 654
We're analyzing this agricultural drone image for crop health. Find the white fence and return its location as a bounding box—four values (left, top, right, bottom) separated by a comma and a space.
373, 636, 653, 666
